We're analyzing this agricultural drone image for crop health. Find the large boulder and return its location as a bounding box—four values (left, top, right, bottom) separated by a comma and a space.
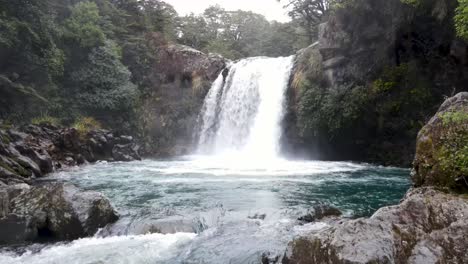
283, 188, 468, 264
413, 92, 468, 191
0, 183, 118, 244
141, 44, 227, 156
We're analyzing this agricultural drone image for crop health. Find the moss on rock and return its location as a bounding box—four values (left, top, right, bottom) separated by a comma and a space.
413, 92, 468, 192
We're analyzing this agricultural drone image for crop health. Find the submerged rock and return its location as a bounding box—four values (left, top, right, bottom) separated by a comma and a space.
0, 183, 118, 244
283, 188, 468, 264
297, 204, 342, 223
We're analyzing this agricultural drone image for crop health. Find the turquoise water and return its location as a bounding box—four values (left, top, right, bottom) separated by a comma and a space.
0, 157, 410, 264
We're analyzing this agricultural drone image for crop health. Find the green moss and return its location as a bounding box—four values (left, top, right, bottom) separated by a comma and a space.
440, 111, 468, 126
433, 109, 468, 190
0, 160, 16, 174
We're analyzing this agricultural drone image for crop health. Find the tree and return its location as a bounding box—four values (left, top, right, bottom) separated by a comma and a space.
69, 40, 138, 125
177, 7, 292, 59
279, 0, 336, 43
178, 14, 210, 50
455, 0, 468, 41
63, 1, 106, 48
0, 0, 64, 120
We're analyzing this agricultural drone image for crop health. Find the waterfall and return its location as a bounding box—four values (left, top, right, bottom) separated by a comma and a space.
197, 56, 294, 159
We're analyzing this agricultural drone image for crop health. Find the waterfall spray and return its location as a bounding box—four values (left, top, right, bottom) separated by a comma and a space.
197, 56, 294, 160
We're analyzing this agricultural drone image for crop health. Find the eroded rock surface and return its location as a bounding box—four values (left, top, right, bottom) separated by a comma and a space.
283, 188, 468, 264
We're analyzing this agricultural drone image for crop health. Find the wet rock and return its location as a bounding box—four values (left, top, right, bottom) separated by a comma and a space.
59, 128, 80, 151
101, 217, 199, 236
112, 144, 141, 162
298, 204, 342, 223
283, 188, 468, 264
262, 251, 280, 264
0, 214, 37, 244
2, 183, 119, 243
0, 188, 8, 217
248, 213, 267, 220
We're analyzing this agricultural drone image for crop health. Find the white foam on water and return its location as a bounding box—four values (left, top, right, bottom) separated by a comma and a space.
0, 232, 196, 264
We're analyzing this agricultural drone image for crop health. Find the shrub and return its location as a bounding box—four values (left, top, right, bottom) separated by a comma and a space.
31, 115, 61, 126
73, 116, 102, 138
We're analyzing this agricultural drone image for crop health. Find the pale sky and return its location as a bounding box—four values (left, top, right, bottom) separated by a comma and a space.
164, 0, 291, 22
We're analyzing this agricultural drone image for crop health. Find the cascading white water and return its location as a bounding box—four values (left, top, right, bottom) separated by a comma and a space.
197, 56, 294, 160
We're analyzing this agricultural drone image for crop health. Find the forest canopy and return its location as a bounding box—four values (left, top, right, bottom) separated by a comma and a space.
0, 0, 467, 134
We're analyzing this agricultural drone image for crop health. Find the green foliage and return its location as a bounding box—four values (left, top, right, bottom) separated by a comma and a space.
440, 111, 468, 125
73, 116, 102, 138
455, 0, 468, 41
31, 115, 61, 126
64, 2, 106, 48
70, 41, 137, 113
435, 110, 468, 189
298, 84, 369, 138
372, 64, 410, 94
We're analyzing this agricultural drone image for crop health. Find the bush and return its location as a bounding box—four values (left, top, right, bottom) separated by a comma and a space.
31, 115, 61, 126
73, 117, 102, 137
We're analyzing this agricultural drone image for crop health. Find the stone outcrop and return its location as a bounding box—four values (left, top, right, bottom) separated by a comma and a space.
283, 188, 468, 264
284, 0, 467, 166
0, 183, 118, 244
0, 124, 141, 185
282, 93, 468, 263
141, 44, 227, 156
413, 92, 468, 191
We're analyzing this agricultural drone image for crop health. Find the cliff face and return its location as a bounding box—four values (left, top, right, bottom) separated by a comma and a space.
283, 92, 468, 264
283, 0, 468, 166
140, 44, 227, 156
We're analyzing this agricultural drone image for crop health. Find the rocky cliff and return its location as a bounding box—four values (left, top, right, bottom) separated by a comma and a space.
140, 44, 227, 156
283, 0, 468, 166
0, 124, 141, 244
282, 92, 468, 264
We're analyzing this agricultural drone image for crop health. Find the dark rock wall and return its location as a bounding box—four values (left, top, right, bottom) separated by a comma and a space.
284, 0, 468, 166
140, 44, 227, 156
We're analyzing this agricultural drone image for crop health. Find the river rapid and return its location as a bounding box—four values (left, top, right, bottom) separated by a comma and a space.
0, 156, 409, 264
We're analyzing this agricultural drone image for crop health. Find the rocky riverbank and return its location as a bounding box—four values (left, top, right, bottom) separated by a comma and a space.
0, 124, 141, 244
282, 92, 468, 264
